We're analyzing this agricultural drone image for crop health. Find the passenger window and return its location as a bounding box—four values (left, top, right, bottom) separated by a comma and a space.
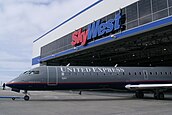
150, 72, 152, 75
160, 72, 163, 75
155, 72, 158, 75
129, 72, 131, 75
165, 72, 168, 75
135, 72, 137, 75
139, 72, 142, 75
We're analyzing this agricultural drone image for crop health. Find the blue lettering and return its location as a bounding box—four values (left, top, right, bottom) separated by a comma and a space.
98, 19, 114, 36
87, 10, 125, 41
106, 19, 114, 33
114, 12, 121, 30
88, 20, 100, 40
98, 23, 106, 36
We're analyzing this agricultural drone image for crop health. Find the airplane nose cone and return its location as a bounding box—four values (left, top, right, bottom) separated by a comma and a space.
6, 81, 15, 88
6, 82, 12, 88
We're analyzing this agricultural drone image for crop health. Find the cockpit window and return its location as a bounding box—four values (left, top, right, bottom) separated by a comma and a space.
23, 71, 39, 75
23, 71, 31, 74
33, 71, 39, 74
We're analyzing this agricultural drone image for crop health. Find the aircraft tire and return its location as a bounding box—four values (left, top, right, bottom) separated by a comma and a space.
154, 93, 158, 99
135, 91, 144, 99
158, 92, 164, 100
136, 92, 139, 98
12, 98, 15, 100
24, 95, 30, 101
154, 92, 164, 100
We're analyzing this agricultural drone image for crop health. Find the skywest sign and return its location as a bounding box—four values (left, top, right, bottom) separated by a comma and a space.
71, 11, 126, 46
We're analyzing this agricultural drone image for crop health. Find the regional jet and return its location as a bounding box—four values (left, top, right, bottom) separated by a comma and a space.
6, 66, 172, 101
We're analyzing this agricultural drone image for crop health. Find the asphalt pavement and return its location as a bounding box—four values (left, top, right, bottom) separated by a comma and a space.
0, 89, 172, 115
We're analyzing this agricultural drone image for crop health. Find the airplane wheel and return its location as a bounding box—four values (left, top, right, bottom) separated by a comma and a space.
135, 91, 144, 99
12, 98, 15, 100
158, 92, 164, 100
79, 91, 82, 95
154, 92, 164, 100
24, 95, 30, 101
135, 92, 139, 98
154, 93, 158, 99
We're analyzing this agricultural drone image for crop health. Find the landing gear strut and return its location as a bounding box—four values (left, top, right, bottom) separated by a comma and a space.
23, 90, 30, 101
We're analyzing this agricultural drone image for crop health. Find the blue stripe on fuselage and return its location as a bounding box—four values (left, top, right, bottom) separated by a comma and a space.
6, 80, 172, 90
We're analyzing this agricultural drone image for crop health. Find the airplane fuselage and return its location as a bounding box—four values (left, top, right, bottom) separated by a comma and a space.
6, 66, 172, 91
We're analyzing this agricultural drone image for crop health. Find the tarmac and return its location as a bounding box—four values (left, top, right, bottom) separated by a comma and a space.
1, 89, 172, 115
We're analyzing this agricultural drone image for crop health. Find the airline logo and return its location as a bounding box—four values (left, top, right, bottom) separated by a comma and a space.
71, 28, 88, 46
71, 11, 126, 46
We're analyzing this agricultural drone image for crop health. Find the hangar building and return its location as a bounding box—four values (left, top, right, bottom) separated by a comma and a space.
32, 0, 172, 67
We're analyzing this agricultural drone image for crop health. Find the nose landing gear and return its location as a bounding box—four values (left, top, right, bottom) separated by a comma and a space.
23, 90, 30, 101
24, 95, 30, 101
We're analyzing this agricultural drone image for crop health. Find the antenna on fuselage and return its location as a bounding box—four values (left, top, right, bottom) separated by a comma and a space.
66, 63, 70, 67
114, 64, 118, 67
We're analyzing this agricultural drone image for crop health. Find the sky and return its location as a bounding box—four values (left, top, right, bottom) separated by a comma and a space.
0, 0, 97, 83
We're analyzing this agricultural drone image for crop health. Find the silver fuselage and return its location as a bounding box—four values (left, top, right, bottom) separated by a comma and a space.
6, 66, 172, 91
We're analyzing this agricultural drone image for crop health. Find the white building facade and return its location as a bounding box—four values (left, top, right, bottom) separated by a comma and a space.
32, 0, 172, 67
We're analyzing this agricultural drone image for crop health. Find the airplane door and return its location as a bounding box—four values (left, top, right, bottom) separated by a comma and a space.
47, 67, 58, 85
143, 70, 148, 80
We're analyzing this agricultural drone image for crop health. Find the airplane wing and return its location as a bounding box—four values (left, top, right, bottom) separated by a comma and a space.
125, 84, 172, 91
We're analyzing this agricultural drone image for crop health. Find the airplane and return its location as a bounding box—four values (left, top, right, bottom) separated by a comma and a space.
6, 66, 172, 101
